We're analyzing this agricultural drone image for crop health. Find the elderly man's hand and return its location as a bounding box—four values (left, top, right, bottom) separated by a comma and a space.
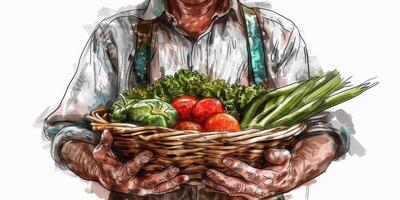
203, 149, 297, 200
62, 129, 189, 197
203, 134, 338, 200
93, 130, 189, 196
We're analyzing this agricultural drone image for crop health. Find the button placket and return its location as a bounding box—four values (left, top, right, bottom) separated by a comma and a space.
191, 36, 208, 74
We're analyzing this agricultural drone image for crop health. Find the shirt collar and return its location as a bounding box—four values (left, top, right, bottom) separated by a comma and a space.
141, 0, 245, 26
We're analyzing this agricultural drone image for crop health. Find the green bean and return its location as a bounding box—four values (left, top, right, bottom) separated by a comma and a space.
294, 73, 344, 110
263, 95, 282, 111
240, 91, 271, 128
315, 82, 377, 113
304, 72, 341, 102
258, 78, 319, 127
266, 96, 325, 128
248, 95, 285, 128
240, 82, 302, 128
268, 82, 302, 96
309, 70, 339, 92
266, 72, 344, 128
289, 81, 378, 126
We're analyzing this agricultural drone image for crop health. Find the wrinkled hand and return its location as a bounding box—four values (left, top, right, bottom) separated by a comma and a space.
93, 129, 189, 196
203, 149, 295, 200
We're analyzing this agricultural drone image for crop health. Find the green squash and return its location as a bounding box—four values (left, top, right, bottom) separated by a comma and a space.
127, 99, 178, 128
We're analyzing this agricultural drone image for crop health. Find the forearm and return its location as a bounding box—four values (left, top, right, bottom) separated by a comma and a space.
288, 134, 337, 187
61, 141, 100, 181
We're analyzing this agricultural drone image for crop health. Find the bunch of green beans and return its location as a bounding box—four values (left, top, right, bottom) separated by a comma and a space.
240, 70, 378, 129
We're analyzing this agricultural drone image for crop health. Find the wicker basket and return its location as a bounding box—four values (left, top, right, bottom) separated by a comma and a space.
86, 107, 307, 185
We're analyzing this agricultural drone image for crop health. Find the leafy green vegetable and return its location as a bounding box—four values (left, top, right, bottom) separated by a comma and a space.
109, 98, 138, 123
121, 70, 267, 120
110, 99, 179, 128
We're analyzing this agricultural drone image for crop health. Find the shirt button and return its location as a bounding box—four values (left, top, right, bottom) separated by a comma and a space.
197, 41, 202, 45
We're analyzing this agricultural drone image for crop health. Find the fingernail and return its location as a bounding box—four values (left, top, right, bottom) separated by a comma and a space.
142, 156, 151, 163
223, 158, 233, 166
101, 135, 109, 142
143, 151, 153, 157
103, 129, 111, 137
101, 139, 110, 147
170, 167, 179, 173
182, 175, 189, 182
207, 170, 215, 177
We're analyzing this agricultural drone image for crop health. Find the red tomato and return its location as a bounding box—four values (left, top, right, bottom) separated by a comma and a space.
192, 98, 225, 125
203, 113, 240, 132
170, 95, 198, 121
174, 121, 202, 131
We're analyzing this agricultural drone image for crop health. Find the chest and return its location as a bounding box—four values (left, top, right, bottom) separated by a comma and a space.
149, 16, 250, 85
130, 7, 268, 88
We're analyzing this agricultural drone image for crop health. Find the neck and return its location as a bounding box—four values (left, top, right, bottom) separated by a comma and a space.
168, 0, 220, 17
166, 0, 229, 38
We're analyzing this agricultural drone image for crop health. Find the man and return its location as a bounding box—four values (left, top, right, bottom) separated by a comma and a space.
44, 0, 349, 199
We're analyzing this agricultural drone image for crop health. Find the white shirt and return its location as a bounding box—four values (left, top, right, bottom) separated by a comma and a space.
45, 0, 315, 125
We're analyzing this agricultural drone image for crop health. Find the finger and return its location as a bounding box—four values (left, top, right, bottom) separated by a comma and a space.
264, 149, 291, 166
140, 166, 180, 188
206, 169, 265, 197
93, 129, 120, 166
124, 150, 153, 176
222, 157, 260, 183
203, 178, 257, 200
95, 129, 113, 152
147, 175, 189, 194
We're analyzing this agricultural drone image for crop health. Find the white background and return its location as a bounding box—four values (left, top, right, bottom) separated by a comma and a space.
0, 0, 399, 199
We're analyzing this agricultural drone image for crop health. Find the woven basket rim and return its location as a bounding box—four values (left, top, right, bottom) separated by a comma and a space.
86, 107, 306, 142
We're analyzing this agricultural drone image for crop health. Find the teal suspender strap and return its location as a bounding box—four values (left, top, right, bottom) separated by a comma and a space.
133, 19, 153, 85
241, 5, 268, 86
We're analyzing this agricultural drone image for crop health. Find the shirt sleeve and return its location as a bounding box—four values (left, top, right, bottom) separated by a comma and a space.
43, 25, 119, 168
257, 9, 349, 159
256, 9, 323, 88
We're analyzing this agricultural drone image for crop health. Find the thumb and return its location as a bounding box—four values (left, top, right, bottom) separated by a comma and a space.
93, 129, 113, 158
264, 148, 291, 166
